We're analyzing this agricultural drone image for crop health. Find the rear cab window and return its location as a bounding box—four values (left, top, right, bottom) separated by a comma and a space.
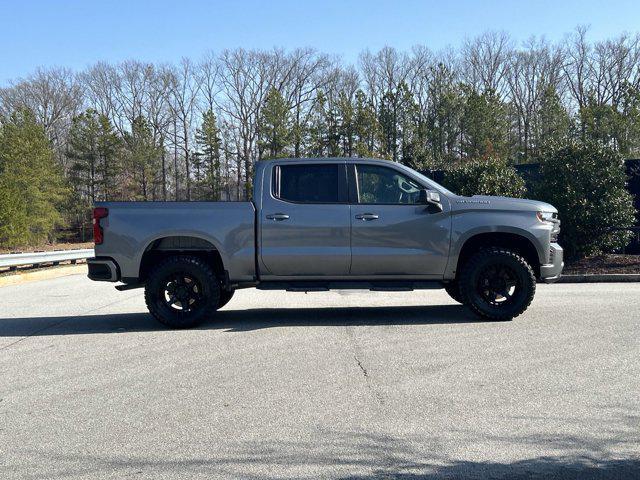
272, 163, 346, 203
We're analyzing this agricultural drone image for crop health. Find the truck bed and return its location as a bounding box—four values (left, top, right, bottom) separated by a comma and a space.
94, 201, 256, 282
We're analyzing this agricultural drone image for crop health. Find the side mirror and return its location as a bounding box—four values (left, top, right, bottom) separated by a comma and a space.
419, 189, 443, 212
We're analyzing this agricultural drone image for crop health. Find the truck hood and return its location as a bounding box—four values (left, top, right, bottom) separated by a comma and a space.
449, 195, 557, 213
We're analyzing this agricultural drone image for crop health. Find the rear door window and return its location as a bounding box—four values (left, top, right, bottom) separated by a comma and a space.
274, 164, 341, 203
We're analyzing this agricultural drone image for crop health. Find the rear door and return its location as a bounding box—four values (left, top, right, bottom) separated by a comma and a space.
259, 161, 351, 277
349, 163, 451, 277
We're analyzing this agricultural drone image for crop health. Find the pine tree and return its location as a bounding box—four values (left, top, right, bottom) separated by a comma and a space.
397, 84, 427, 169
337, 92, 355, 156
536, 85, 571, 154
461, 87, 510, 159
306, 90, 341, 157
425, 63, 465, 165
124, 116, 162, 200
578, 87, 640, 154
378, 89, 397, 160
353, 90, 379, 157
325, 97, 341, 157
194, 110, 222, 200
258, 88, 291, 159
0, 109, 68, 247
97, 114, 121, 200
307, 91, 328, 157
67, 109, 120, 203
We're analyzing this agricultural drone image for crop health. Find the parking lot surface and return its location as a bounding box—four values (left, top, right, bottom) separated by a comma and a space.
0, 275, 639, 479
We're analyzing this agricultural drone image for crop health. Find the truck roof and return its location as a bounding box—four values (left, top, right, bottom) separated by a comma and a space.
260, 157, 391, 164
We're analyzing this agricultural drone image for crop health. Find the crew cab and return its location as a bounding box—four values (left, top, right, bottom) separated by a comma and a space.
88, 158, 563, 328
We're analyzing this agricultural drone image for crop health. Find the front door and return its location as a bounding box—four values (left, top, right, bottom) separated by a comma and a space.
349, 163, 451, 277
259, 162, 351, 277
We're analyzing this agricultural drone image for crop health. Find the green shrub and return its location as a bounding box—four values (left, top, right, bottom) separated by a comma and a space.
535, 142, 636, 260
442, 157, 527, 198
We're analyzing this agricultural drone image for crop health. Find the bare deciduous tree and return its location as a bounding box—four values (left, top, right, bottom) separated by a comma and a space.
0, 67, 83, 164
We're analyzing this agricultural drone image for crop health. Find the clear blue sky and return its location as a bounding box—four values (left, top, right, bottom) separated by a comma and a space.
2, 0, 640, 84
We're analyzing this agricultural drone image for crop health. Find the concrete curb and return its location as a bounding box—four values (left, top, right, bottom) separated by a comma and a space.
557, 274, 640, 283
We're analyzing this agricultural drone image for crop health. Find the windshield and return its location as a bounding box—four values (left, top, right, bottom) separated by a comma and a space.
395, 164, 456, 196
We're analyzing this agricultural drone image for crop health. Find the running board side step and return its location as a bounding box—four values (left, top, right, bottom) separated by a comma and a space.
256, 281, 443, 292
115, 283, 145, 291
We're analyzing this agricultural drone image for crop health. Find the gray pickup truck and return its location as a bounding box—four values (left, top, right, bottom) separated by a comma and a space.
88, 158, 563, 328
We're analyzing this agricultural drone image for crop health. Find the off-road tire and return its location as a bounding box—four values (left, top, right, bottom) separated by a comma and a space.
144, 255, 220, 329
217, 289, 235, 309
459, 248, 536, 322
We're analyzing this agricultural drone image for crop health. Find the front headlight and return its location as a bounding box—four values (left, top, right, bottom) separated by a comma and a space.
536, 211, 557, 223
538, 211, 560, 242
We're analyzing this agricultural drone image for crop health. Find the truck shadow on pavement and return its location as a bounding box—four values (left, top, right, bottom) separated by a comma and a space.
0, 304, 479, 337
10, 432, 640, 479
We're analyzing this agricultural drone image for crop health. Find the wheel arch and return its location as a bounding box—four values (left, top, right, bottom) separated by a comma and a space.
137, 235, 226, 284
449, 229, 542, 279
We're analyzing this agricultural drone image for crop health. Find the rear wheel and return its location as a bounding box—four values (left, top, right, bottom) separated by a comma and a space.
217, 289, 235, 309
144, 255, 220, 329
459, 248, 536, 322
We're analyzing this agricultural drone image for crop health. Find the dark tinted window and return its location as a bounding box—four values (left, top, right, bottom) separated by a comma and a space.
357, 165, 423, 204
276, 164, 340, 203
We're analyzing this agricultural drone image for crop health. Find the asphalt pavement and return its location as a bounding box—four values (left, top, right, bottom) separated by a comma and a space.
0, 274, 638, 479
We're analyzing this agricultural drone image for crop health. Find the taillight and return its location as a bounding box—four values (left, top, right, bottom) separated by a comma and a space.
92, 207, 109, 245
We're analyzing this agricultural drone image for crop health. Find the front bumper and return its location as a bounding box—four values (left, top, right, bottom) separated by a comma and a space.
540, 243, 564, 283
87, 257, 120, 282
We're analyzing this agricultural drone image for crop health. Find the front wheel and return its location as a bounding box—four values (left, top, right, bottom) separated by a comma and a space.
144, 255, 220, 329
459, 248, 536, 322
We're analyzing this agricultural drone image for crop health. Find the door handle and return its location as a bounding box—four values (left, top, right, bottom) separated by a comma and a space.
266, 213, 290, 221
355, 213, 379, 221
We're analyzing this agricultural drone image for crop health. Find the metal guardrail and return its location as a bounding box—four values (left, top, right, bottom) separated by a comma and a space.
0, 249, 94, 269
